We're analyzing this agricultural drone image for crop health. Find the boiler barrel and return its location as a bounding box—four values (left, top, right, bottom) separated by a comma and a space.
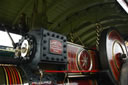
0, 48, 20, 64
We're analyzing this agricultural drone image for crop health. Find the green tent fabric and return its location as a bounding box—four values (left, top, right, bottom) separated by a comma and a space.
0, 0, 128, 47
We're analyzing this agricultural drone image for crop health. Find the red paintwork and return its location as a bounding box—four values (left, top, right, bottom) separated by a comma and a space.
5, 66, 12, 84
67, 44, 80, 71
88, 50, 99, 70
67, 43, 99, 74
110, 60, 119, 81
1, 66, 22, 84
115, 53, 122, 70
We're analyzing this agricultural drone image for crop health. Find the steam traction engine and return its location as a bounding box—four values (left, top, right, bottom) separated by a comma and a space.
0, 27, 127, 85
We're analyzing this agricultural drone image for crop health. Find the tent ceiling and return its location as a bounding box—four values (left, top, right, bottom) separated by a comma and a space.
0, 0, 128, 47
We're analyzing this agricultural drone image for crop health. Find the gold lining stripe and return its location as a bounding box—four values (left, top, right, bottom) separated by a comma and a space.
3, 67, 9, 85
9, 67, 16, 84
76, 48, 82, 75
8, 67, 14, 84
15, 68, 22, 84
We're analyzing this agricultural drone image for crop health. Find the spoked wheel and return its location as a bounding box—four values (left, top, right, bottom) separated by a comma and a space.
99, 28, 127, 84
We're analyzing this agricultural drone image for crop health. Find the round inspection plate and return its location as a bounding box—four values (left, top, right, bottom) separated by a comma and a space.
77, 49, 92, 71
99, 28, 127, 83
